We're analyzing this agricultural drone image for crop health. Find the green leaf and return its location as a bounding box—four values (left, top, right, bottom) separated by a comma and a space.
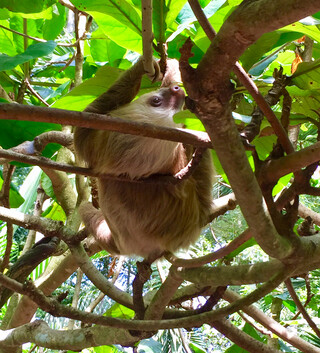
9, 15, 42, 54
165, 0, 188, 29
71, 0, 143, 52
104, 303, 134, 319
224, 237, 257, 260
189, 342, 207, 353
0, 40, 57, 71
91, 346, 125, 352
138, 338, 163, 353
43, 3, 66, 40
42, 202, 66, 222
0, 0, 56, 14
194, 4, 236, 52
152, 0, 168, 42
15, 167, 42, 228
0, 120, 60, 156
291, 59, 320, 90
174, 110, 205, 130
252, 135, 277, 161
41, 172, 56, 200
0, 20, 17, 56
226, 323, 264, 352
240, 32, 281, 72
281, 22, 320, 43
283, 299, 296, 313
287, 86, 320, 120
89, 34, 127, 65
272, 174, 292, 196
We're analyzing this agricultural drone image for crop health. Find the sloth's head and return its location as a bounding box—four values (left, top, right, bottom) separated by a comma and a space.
141, 83, 185, 114
111, 84, 185, 127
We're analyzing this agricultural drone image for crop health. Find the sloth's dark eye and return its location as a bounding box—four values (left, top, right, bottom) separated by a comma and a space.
150, 96, 162, 107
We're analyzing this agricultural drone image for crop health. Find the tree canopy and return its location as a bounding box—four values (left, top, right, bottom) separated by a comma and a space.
1, 0, 320, 352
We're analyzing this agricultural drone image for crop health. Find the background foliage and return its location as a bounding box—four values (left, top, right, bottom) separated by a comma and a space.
0, 0, 320, 352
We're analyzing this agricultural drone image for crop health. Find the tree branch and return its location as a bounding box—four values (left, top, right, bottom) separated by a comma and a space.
0, 103, 212, 148
285, 278, 320, 338
141, 0, 155, 79
165, 228, 251, 268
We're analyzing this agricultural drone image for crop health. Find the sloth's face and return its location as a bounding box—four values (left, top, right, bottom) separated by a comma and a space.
145, 84, 185, 113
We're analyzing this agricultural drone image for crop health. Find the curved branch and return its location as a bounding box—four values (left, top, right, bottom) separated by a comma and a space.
68, 242, 134, 309
145, 266, 183, 320
264, 142, 320, 182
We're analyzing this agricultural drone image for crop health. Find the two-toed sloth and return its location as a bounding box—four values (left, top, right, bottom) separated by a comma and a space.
74, 58, 214, 259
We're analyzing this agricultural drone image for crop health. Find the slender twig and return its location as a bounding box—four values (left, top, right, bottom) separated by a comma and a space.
141, 0, 155, 79
22, 186, 47, 254
165, 229, 252, 268
85, 257, 124, 314
285, 278, 320, 338
68, 269, 83, 329
0, 164, 15, 273
58, 0, 77, 12
25, 79, 50, 107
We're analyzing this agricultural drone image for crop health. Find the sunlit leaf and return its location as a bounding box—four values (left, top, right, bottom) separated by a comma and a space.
71, 0, 143, 52
0, 0, 55, 14
104, 303, 134, 319
291, 59, 320, 90
43, 3, 66, 40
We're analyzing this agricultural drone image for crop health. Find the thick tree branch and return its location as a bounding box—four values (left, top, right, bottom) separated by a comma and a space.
68, 242, 134, 309
0, 104, 212, 148
0, 206, 71, 239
